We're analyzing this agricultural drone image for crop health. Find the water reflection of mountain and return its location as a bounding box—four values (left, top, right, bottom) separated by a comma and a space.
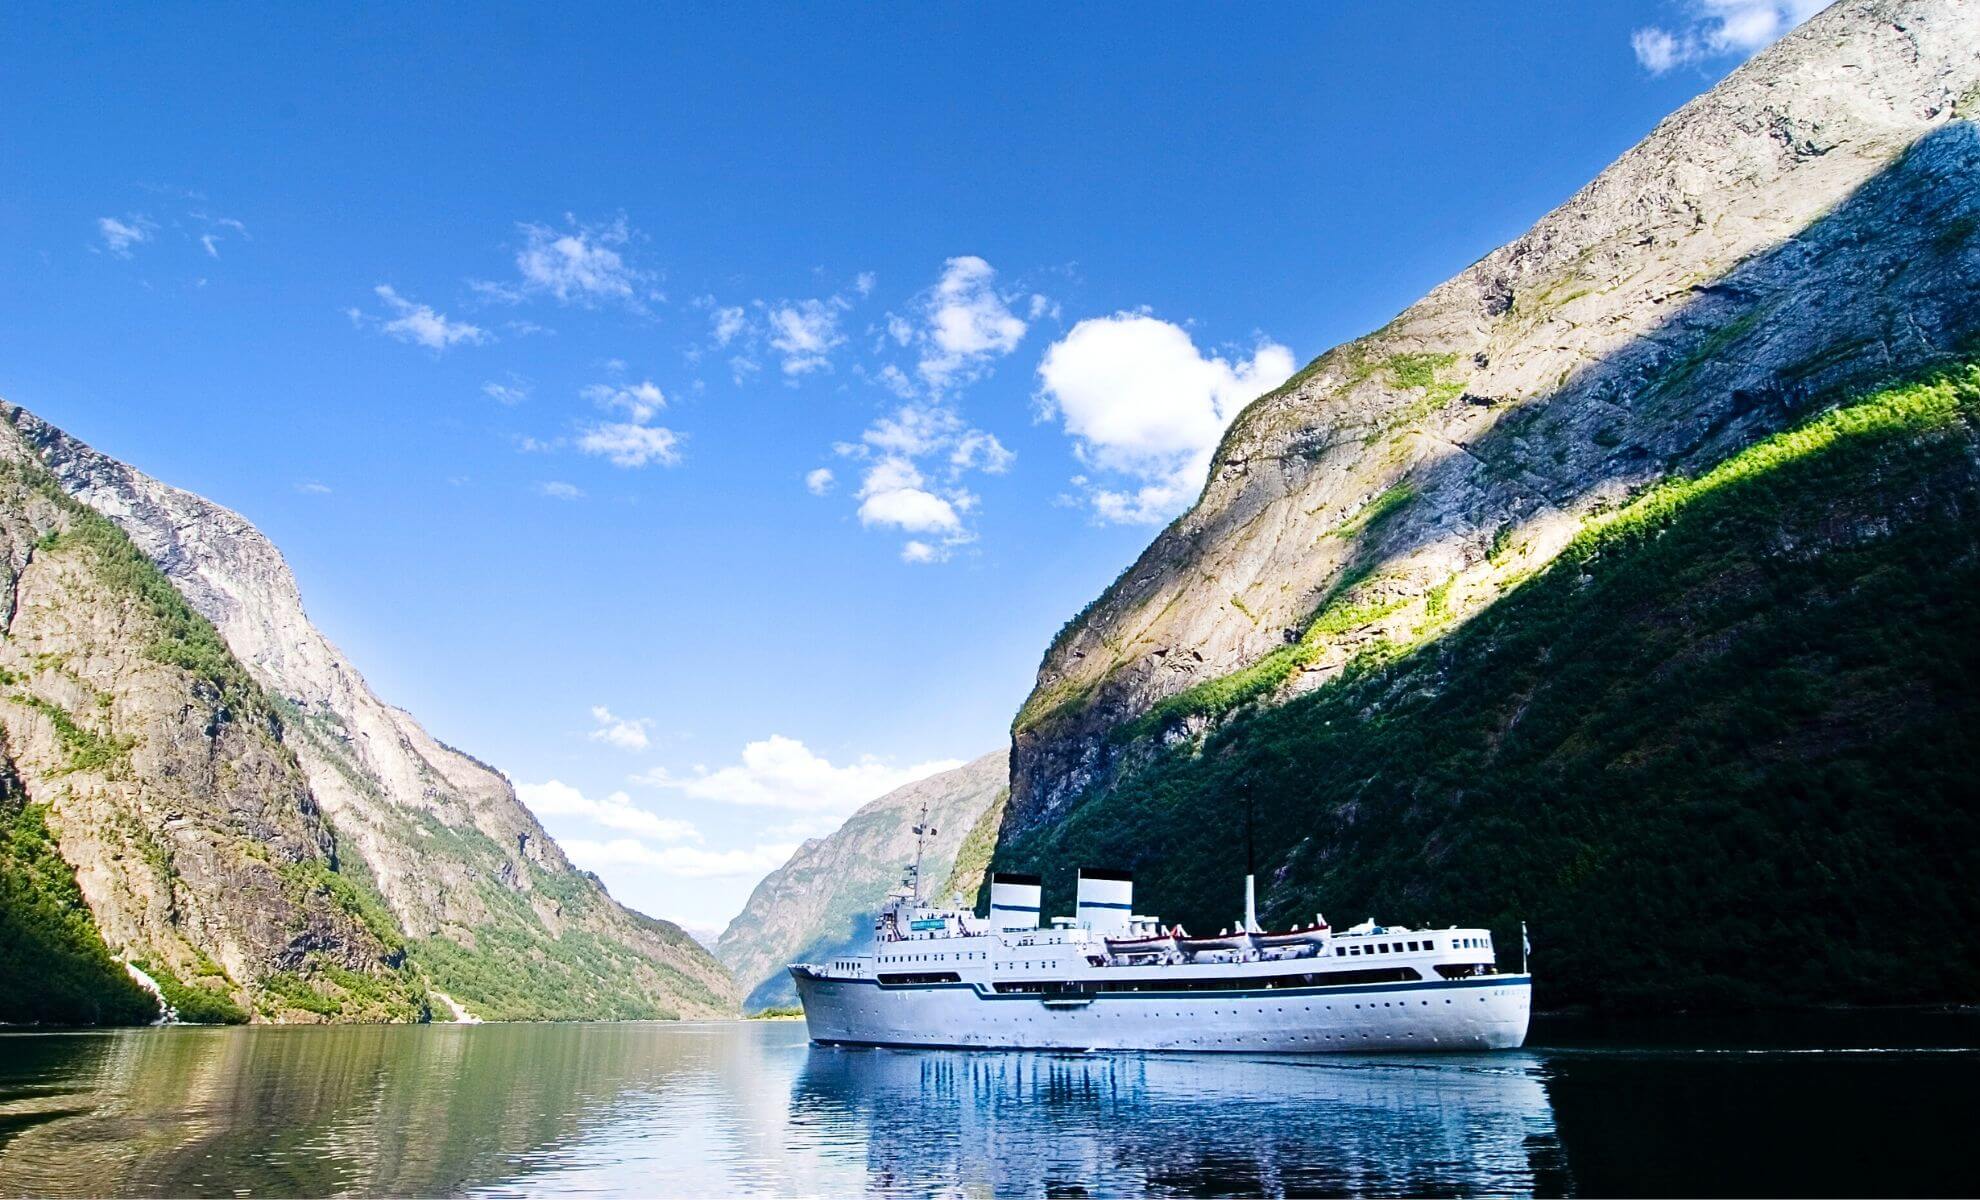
8, 1022, 1975, 1197
793, 1044, 1570, 1197
0, 1024, 737, 1197
1540, 1044, 1980, 1199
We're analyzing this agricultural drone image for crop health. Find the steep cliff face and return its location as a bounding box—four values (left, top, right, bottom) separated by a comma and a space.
0, 403, 737, 1021
996, 367, 1980, 1012
0, 448, 421, 1022
716, 750, 1006, 1011
1011, 0, 1980, 835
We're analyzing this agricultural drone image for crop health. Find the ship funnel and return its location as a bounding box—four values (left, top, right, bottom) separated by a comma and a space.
1076, 868, 1134, 937
988, 872, 1042, 931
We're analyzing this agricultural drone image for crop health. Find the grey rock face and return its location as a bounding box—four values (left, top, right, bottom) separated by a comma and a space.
716, 750, 1007, 1011
0, 401, 738, 1019
1011, 0, 1980, 835
0, 437, 419, 1020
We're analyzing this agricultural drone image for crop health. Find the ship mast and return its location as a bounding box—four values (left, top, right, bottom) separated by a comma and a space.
908, 799, 937, 904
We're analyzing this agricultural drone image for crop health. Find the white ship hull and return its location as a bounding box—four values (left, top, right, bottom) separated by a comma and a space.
794, 971, 1531, 1053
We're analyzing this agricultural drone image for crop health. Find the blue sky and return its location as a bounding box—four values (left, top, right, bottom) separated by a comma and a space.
0, 2, 1816, 931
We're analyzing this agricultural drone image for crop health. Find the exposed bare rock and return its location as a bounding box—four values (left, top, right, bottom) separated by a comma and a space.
1009, 0, 1980, 835
0, 403, 737, 1020
716, 750, 1006, 1011
0, 445, 418, 1021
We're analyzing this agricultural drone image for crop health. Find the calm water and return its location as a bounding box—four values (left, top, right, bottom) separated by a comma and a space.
0, 1015, 1974, 1197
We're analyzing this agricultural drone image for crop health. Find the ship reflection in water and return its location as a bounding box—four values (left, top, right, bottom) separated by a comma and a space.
1, 1018, 1975, 1197
793, 1044, 1564, 1196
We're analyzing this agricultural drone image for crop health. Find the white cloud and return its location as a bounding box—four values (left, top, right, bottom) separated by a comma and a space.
950, 428, 1016, 475
805, 467, 836, 496
1037, 312, 1293, 524
918, 256, 1028, 388
578, 422, 681, 468
633, 734, 961, 816
483, 375, 530, 405
858, 475, 962, 534
537, 481, 584, 500
516, 779, 695, 842
874, 363, 917, 398
1632, 0, 1825, 74
564, 377, 682, 467
295, 481, 332, 495
711, 305, 747, 347
587, 705, 652, 752
583, 379, 666, 423
358, 285, 488, 351
701, 279, 868, 380
561, 837, 799, 879
96, 215, 155, 257
767, 297, 849, 375
192, 214, 248, 259
498, 214, 649, 306
830, 403, 1011, 561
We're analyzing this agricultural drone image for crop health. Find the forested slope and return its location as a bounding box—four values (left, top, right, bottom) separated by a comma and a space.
994, 368, 1980, 1012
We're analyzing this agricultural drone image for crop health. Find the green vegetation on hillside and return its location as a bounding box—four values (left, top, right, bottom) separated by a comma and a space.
995, 368, 1980, 1014
21, 472, 269, 723
0, 453, 426, 1025
414, 923, 684, 1022
409, 842, 725, 1021
940, 787, 1009, 903
132, 958, 248, 1025
7, 693, 132, 775
0, 784, 157, 1025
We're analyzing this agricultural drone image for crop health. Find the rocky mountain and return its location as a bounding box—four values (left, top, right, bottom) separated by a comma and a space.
0, 402, 737, 1022
717, 750, 1006, 1012
0, 442, 419, 1023
992, 0, 1980, 1012
1010, 0, 1980, 835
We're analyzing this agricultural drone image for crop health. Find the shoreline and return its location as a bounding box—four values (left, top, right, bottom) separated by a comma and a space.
8, 1002, 1978, 1037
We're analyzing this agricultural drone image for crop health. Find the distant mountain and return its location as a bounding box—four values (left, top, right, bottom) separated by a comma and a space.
0, 402, 737, 1022
717, 751, 1006, 1012
992, 0, 1980, 1013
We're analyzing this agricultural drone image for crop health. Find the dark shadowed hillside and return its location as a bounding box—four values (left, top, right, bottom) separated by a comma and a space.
995, 368, 1980, 1011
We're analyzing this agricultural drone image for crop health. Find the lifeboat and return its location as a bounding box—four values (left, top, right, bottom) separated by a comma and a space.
1177, 928, 1250, 955
1106, 924, 1183, 959
1253, 922, 1330, 951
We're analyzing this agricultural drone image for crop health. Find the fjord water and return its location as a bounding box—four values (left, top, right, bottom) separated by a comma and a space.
0, 1018, 1973, 1197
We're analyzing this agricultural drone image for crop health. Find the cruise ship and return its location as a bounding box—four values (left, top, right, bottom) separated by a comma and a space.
790, 818, 1531, 1053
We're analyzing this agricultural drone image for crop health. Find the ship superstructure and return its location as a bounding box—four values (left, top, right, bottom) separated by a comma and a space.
790, 814, 1530, 1052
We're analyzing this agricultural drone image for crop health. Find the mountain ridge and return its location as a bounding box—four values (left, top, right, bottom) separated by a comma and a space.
0, 399, 738, 1022
1010, 0, 1980, 837
985, 0, 1980, 1013
717, 750, 1006, 1012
